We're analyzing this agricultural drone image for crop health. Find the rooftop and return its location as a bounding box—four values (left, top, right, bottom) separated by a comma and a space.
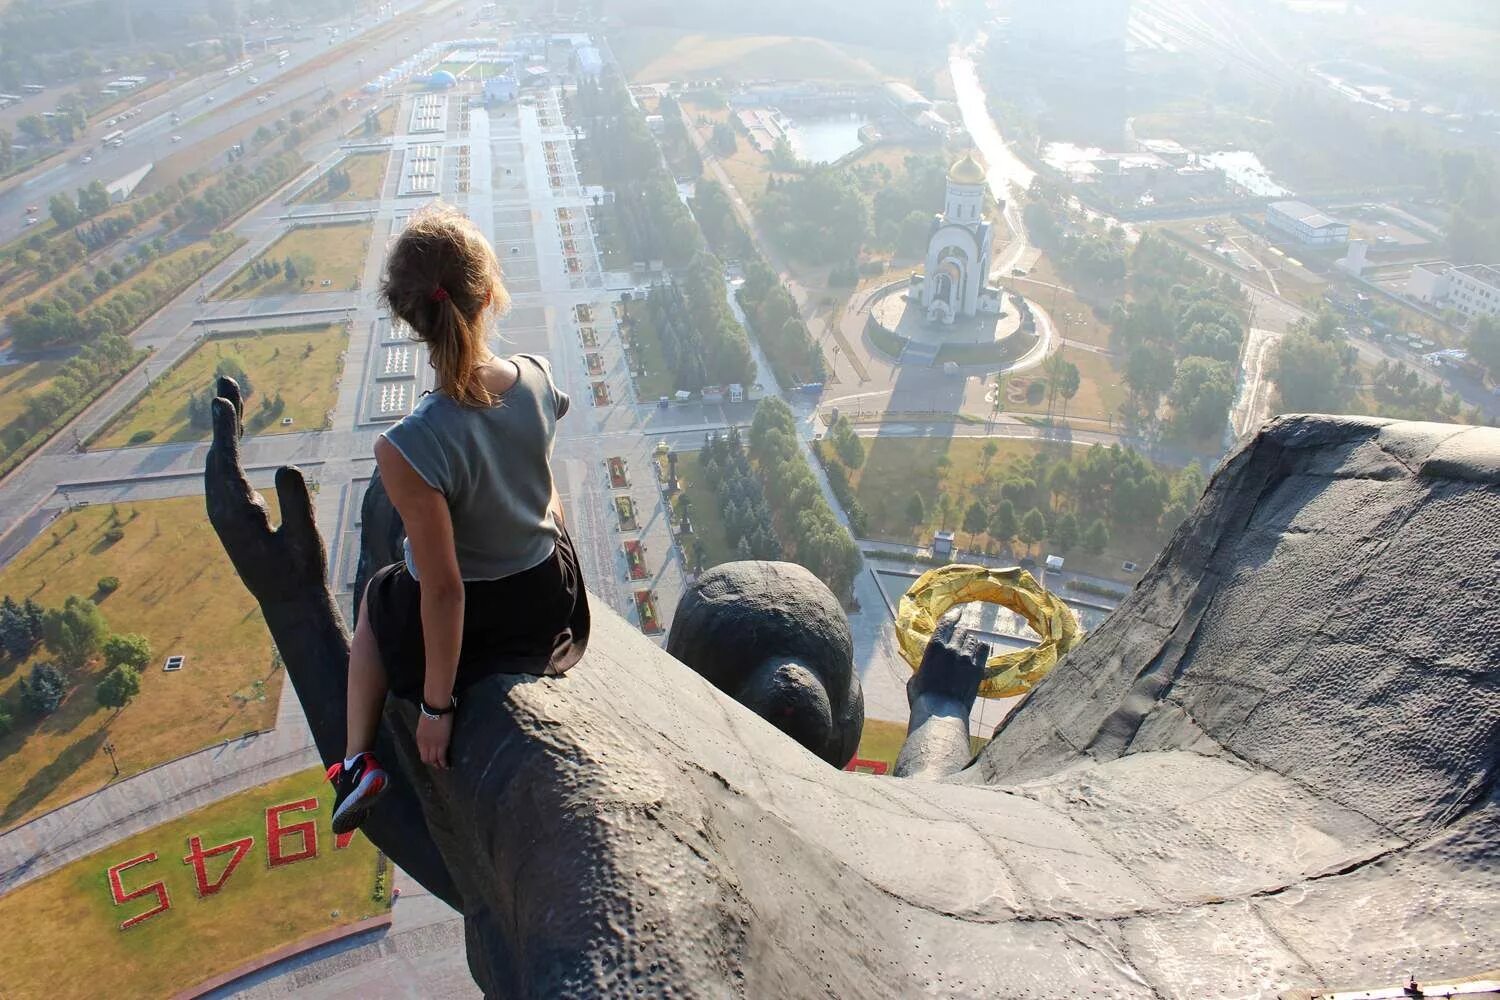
948, 154, 986, 185
1269, 200, 1347, 231
1454, 263, 1500, 288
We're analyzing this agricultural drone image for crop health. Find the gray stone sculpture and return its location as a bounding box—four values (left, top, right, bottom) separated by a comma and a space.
667, 561, 863, 767
206, 378, 1499, 998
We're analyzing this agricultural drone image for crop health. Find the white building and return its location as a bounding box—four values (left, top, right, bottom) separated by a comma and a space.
1407, 261, 1500, 321
917, 155, 997, 325
1266, 201, 1350, 248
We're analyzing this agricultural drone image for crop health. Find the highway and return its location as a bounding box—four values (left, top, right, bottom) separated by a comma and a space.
0, 0, 467, 244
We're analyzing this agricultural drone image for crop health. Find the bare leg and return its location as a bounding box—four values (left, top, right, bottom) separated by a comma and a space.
345, 588, 388, 759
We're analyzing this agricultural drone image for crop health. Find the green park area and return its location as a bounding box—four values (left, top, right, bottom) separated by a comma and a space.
212, 222, 370, 300
621, 301, 675, 401
820, 433, 1202, 580
94, 325, 348, 449
0, 768, 386, 998
670, 451, 736, 574
0, 496, 281, 826
292, 152, 390, 205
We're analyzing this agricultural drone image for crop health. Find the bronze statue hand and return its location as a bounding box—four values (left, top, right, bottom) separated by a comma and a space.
205, 377, 327, 606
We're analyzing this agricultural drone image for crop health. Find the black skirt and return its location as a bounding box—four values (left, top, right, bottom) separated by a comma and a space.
365, 526, 590, 702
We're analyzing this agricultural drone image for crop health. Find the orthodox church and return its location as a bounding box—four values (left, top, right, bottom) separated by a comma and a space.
917, 153, 1001, 325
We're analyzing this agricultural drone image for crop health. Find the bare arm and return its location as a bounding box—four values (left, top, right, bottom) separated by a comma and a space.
375, 437, 463, 715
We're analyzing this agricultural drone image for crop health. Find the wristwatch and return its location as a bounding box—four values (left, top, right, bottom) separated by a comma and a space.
420, 695, 457, 720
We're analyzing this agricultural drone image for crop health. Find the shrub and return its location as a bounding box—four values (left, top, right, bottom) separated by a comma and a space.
128, 429, 156, 444
103, 632, 151, 672
0, 701, 11, 737
19, 663, 66, 717
43, 595, 108, 668
103, 527, 125, 545
96, 665, 142, 711
97, 576, 121, 596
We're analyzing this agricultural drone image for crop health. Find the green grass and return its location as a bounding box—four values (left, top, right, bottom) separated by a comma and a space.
0, 767, 386, 999
292, 152, 389, 204
211, 223, 370, 301
673, 450, 737, 571
622, 301, 677, 401
0, 496, 282, 827
93, 325, 349, 449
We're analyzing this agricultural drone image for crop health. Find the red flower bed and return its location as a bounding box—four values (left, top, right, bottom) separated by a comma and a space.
591, 381, 609, 405
634, 591, 662, 634
624, 540, 647, 580
586, 352, 604, 376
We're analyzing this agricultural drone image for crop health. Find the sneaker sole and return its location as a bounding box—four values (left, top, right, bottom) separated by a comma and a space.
331, 769, 388, 835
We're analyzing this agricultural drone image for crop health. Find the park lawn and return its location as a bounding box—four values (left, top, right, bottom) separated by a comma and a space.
997, 349, 1127, 426
93, 325, 348, 449
687, 103, 777, 208
1004, 254, 1116, 350
0, 360, 61, 430
292, 151, 390, 204
0, 496, 280, 827
346, 102, 399, 138
623, 301, 677, 401
212, 222, 370, 300
612, 28, 886, 84
0, 767, 386, 999
92, 236, 245, 312
824, 436, 1038, 544
672, 450, 737, 572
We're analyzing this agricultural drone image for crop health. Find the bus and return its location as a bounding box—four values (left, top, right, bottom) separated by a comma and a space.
276, 49, 290, 66
101, 130, 125, 148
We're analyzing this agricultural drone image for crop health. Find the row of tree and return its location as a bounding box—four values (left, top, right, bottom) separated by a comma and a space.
747, 398, 862, 602
1, 333, 137, 463
0, 591, 152, 736
759, 170, 869, 265
575, 77, 701, 267
47, 179, 112, 229
642, 252, 756, 390
698, 429, 783, 562
8, 231, 236, 349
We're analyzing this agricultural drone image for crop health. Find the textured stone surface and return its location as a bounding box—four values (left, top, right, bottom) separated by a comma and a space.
666, 561, 863, 767
207, 407, 1500, 998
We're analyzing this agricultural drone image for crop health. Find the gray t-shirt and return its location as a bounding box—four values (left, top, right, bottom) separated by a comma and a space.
381, 353, 570, 582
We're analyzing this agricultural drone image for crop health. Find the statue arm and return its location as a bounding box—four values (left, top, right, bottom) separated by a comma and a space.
204, 379, 463, 909
893, 619, 988, 780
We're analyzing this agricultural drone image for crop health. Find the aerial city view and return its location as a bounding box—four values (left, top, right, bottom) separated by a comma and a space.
0, 0, 1494, 995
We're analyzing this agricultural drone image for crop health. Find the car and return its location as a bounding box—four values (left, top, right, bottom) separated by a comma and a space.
105, 117, 117, 127
205, 95, 215, 103
170, 134, 182, 143
25, 217, 38, 226
25, 204, 37, 213
80, 154, 92, 163
248, 76, 259, 84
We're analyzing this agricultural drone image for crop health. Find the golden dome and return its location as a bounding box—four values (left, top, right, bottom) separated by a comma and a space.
948, 154, 986, 185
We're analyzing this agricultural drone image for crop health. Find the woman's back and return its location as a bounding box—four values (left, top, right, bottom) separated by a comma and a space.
381, 353, 570, 581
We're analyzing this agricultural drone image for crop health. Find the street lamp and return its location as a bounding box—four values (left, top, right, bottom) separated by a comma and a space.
102, 740, 119, 777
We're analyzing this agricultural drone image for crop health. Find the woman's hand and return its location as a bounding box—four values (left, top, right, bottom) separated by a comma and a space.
416, 713, 453, 769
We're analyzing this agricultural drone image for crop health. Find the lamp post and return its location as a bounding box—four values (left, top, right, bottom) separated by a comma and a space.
103, 740, 119, 777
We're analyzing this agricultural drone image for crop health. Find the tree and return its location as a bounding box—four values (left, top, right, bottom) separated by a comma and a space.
103, 633, 151, 673
1054, 360, 1081, 421
97, 665, 142, 712
43, 595, 108, 669
0, 597, 40, 660
831, 416, 864, 470
1273, 327, 1348, 413
1019, 508, 1046, 556
1169, 356, 1235, 439
981, 440, 999, 470
906, 492, 926, 527
0, 702, 11, 738
962, 502, 988, 549
19, 662, 66, 717
711, 122, 737, 155
1467, 315, 1500, 377
1083, 518, 1110, 555
1051, 512, 1081, 552
77, 180, 110, 219
48, 193, 81, 229
988, 499, 1018, 548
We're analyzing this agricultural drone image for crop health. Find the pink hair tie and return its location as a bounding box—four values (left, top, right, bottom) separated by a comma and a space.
431, 286, 449, 302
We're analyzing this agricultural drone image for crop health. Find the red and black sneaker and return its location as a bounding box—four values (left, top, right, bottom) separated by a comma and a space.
328, 753, 389, 835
